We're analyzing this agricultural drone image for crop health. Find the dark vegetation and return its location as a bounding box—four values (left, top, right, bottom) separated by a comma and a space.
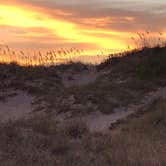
0, 44, 166, 165
0, 62, 63, 102
0, 99, 165, 166
0, 46, 166, 114
55, 46, 166, 115
98, 46, 166, 79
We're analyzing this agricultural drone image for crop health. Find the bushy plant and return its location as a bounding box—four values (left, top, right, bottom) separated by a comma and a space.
137, 47, 166, 79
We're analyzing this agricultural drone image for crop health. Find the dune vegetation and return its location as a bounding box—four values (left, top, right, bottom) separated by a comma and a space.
0, 42, 166, 165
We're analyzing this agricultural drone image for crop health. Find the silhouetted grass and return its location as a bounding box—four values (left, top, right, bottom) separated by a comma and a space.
0, 44, 85, 66
0, 38, 166, 166
98, 46, 166, 80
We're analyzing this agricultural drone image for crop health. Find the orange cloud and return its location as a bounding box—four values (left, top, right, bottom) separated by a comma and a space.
0, 1, 166, 59
0, 4, 130, 53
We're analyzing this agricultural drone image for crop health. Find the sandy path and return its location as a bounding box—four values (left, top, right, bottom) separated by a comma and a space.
83, 87, 166, 132
57, 86, 166, 132
61, 67, 166, 132
0, 91, 33, 122
62, 67, 97, 87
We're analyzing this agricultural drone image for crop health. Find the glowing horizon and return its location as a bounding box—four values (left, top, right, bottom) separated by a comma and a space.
0, 4, 129, 52
0, 0, 166, 64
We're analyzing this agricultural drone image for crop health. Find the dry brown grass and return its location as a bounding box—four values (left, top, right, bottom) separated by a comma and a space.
0, 45, 85, 66
0, 99, 165, 166
0, 42, 166, 165
108, 99, 166, 166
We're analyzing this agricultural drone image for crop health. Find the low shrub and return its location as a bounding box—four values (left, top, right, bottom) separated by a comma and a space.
137, 47, 166, 79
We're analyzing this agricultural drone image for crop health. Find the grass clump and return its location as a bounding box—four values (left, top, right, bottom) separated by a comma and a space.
0, 99, 166, 166
137, 46, 166, 79
63, 119, 89, 139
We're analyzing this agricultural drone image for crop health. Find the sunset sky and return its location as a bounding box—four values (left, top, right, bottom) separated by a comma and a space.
0, 0, 166, 55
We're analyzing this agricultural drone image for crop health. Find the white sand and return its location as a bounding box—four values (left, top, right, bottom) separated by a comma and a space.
57, 87, 166, 133
62, 68, 97, 87
84, 87, 166, 132
0, 91, 33, 122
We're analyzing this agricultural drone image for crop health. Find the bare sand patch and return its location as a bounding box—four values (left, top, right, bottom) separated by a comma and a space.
0, 91, 33, 122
